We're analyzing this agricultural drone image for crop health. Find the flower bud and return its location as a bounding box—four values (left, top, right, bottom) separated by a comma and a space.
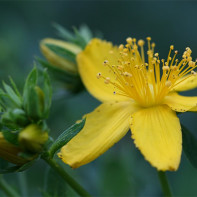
40, 38, 82, 74
0, 133, 29, 165
19, 124, 48, 153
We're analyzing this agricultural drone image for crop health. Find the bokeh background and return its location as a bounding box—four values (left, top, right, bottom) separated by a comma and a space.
0, 1, 197, 196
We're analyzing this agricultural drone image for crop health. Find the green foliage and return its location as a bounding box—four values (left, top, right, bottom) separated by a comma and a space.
43, 167, 67, 197
53, 23, 93, 49
37, 58, 83, 93
48, 118, 86, 158
2, 130, 19, 146
182, 124, 197, 169
23, 67, 52, 121
0, 159, 37, 174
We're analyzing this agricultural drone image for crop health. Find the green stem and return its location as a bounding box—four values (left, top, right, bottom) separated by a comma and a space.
157, 171, 172, 197
0, 175, 20, 197
42, 155, 91, 197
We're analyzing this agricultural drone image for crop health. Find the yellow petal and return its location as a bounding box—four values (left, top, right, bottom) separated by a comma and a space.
163, 92, 197, 112
172, 74, 197, 92
77, 38, 128, 102
130, 105, 182, 171
59, 100, 140, 168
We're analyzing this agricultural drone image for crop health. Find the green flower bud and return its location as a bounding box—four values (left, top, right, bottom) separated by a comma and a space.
0, 132, 30, 165
19, 124, 48, 153
40, 38, 82, 74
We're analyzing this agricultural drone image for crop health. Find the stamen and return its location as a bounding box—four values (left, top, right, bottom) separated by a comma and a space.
96, 37, 196, 107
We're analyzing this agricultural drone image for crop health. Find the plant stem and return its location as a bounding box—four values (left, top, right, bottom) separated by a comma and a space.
42, 156, 91, 197
18, 172, 28, 197
0, 175, 20, 197
157, 171, 172, 197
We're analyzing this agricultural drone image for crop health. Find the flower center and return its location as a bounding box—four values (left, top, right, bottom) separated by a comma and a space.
97, 37, 197, 107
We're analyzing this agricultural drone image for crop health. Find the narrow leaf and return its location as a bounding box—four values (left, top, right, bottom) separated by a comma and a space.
45, 44, 76, 63
53, 23, 75, 41
182, 124, 197, 169
2, 130, 19, 146
48, 119, 86, 158
43, 69, 52, 117
2, 82, 22, 108
8, 76, 22, 99
23, 67, 37, 107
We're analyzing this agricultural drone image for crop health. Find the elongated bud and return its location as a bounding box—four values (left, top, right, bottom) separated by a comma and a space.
19, 124, 48, 153
40, 38, 82, 74
0, 133, 29, 165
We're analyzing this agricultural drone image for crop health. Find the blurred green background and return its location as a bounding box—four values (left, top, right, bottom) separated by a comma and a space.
0, 1, 197, 196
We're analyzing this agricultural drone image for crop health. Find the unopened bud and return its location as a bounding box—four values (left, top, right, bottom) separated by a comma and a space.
19, 124, 48, 153
40, 38, 82, 74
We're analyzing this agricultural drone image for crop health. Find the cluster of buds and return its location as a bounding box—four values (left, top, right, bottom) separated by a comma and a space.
0, 67, 51, 168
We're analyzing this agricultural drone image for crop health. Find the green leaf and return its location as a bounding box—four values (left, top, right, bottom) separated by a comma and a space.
182, 124, 197, 169
2, 130, 19, 146
45, 44, 76, 63
37, 58, 83, 93
78, 24, 93, 44
48, 118, 86, 158
37, 58, 79, 83
0, 160, 36, 174
53, 23, 75, 42
43, 167, 67, 197
23, 67, 38, 109
42, 69, 52, 117
8, 76, 22, 99
2, 82, 22, 108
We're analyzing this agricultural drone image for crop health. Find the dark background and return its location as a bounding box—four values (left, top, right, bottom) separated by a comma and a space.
0, 1, 197, 196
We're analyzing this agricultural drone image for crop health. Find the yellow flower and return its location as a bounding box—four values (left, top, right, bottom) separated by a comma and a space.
59, 38, 197, 171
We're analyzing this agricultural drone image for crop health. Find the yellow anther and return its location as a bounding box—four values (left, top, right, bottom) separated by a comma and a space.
165, 81, 172, 87
189, 61, 195, 67
119, 44, 124, 50
187, 56, 192, 62
151, 43, 155, 48
132, 38, 136, 43
123, 48, 128, 53
103, 60, 109, 65
163, 66, 170, 71
104, 77, 110, 84
170, 45, 174, 50
117, 65, 123, 70
175, 50, 178, 54
97, 72, 102, 79
123, 72, 132, 77
146, 37, 151, 41
138, 39, 145, 46
126, 37, 132, 44
155, 53, 159, 57
171, 66, 178, 71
